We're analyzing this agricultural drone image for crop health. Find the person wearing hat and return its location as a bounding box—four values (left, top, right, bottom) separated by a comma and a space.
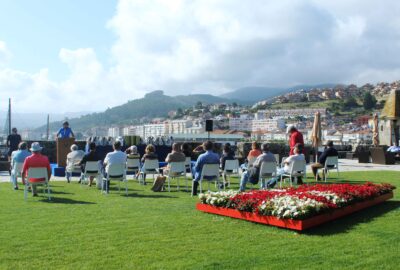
287, 125, 304, 156
56, 121, 75, 139
65, 144, 85, 183
21, 142, 51, 196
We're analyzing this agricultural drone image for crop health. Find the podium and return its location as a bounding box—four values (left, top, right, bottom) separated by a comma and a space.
56, 138, 75, 167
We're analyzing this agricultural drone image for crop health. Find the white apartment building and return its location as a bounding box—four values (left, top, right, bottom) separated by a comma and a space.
251, 119, 286, 132
261, 108, 327, 119
261, 132, 288, 141
108, 127, 122, 137
229, 117, 285, 132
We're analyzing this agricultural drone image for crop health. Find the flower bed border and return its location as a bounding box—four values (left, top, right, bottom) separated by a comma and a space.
196, 192, 393, 231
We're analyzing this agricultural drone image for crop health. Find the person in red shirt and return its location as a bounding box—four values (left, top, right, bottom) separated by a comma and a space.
287, 125, 304, 156
22, 142, 51, 196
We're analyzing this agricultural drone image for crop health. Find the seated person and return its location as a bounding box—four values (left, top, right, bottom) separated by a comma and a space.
21, 142, 51, 197
126, 145, 140, 159
265, 143, 305, 188
165, 143, 186, 163
248, 141, 262, 160
181, 143, 193, 159
239, 143, 276, 192
192, 141, 220, 196
140, 144, 158, 183
10, 142, 31, 190
164, 143, 186, 175
79, 142, 102, 187
66, 144, 85, 183
103, 141, 127, 192
311, 141, 338, 181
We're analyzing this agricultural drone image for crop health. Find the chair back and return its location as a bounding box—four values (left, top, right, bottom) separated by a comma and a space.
107, 163, 126, 177
143, 159, 159, 171
248, 157, 257, 167
289, 159, 306, 175
185, 157, 191, 167
168, 162, 185, 174
12, 162, 24, 175
259, 162, 277, 177
274, 154, 279, 164
201, 164, 220, 178
85, 161, 100, 173
127, 158, 140, 170
325, 156, 338, 168
224, 159, 239, 172
27, 167, 48, 183
281, 156, 288, 167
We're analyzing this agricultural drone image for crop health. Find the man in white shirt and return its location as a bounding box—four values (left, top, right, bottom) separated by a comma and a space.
266, 143, 305, 188
66, 144, 85, 183
103, 141, 127, 192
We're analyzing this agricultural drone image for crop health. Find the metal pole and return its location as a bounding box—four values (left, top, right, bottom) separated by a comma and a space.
46, 114, 50, 141
8, 98, 11, 135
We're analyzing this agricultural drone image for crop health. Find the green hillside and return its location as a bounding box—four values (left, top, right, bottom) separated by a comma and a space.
39, 91, 234, 132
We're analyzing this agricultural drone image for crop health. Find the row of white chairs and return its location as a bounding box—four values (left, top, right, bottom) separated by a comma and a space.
12, 155, 339, 200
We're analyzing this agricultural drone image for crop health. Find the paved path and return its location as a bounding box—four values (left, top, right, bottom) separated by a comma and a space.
0, 159, 398, 183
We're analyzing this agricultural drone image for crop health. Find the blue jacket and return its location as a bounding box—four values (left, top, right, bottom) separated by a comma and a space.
194, 150, 220, 181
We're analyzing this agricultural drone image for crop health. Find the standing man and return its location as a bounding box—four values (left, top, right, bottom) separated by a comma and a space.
7, 127, 21, 162
56, 121, 75, 139
287, 125, 304, 155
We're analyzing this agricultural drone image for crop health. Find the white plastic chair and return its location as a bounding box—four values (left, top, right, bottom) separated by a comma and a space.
280, 156, 288, 168
198, 164, 220, 194
166, 162, 187, 192
24, 167, 51, 200
259, 162, 277, 189
66, 164, 82, 182
185, 157, 192, 176
274, 154, 279, 165
126, 158, 141, 180
103, 163, 128, 195
280, 159, 306, 187
83, 161, 101, 187
11, 162, 23, 188
140, 159, 159, 185
223, 159, 240, 187
247, 157, 257, 168
324, 156, 339, 182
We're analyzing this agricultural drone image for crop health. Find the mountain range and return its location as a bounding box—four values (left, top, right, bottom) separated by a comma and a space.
33, 83, 339, 132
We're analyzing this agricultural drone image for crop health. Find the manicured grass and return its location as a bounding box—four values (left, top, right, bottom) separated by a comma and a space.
0, 171, 399, 270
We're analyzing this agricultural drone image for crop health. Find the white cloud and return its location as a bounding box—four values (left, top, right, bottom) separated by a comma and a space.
1, 0, 400, 114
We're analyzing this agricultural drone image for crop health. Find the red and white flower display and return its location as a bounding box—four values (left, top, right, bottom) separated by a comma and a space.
199, 183, 395, 220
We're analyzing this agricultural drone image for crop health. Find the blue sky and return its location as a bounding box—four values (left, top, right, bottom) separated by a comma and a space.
0, 0, 400, 113
0, 0, 116, 80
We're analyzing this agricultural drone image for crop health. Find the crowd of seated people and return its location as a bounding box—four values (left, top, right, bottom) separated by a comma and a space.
10, 132, 340, 197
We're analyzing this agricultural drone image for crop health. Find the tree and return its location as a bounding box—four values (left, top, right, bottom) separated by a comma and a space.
342, 97, 358, 110
195, 101, 203, 109
363, 92, 377, 110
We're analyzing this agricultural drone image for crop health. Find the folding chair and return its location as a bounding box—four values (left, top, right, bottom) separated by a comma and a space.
140, 159, 159, 185
83, 161, 101, 187
102, 163, 128, 195
259, 162, 277, 189
66, 164, 82, 183
166, 162, 187, 192
126, 158, 141, 180
223, 159, 240, 187
185, 157, 192, 176
11, 162, 23, 189
273, 154, 279, 165
324, 156, 339, 182
280, 156, 288, 168
247, 157, 257, 168
280, 159, 306, 188
197, 164, 220, 194
24, 167, 51, 201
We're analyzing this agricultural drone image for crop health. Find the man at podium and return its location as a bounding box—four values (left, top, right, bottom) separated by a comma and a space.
56, 121, 75, 139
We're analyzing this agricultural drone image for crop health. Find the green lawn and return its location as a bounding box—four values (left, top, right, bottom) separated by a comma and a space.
0, 171, 399, 270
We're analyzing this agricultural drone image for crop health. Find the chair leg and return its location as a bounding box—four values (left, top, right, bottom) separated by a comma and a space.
125, 179, 128, 196
168, 176, 171, 192
47, 183, 51, 200
24, 184, 28, 201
